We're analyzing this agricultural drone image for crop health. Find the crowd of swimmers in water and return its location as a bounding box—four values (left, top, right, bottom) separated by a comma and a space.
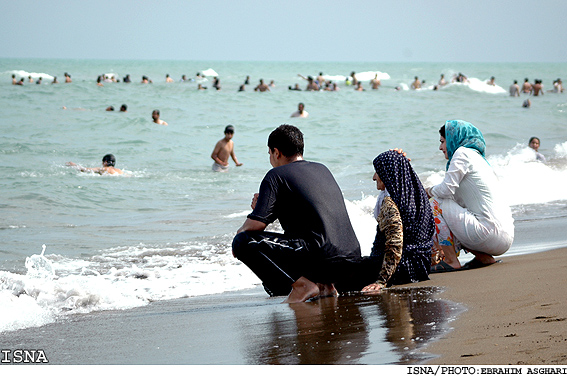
11, 70, 564, 98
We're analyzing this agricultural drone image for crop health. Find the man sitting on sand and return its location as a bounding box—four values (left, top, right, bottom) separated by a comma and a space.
152, 109, 168, 125
211, 125, 243, 172
232, 124, 362, 303
67, 154, 124, 175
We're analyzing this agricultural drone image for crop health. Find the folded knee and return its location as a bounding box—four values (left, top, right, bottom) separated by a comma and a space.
232, 231, 254, 259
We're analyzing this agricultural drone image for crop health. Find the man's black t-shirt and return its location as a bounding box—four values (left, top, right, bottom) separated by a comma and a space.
248, 160, 361, 263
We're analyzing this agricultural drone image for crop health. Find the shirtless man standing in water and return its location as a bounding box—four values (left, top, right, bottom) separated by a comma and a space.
67, 154, 124, 175
152, 110, 168, 125
522, 78, 533, 94
411, 76, 421, 89
532, 80, 544, 96
211, 125, 243, 172
370, 74, 381, 89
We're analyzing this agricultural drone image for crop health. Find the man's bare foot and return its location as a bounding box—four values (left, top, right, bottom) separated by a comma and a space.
284, 277, 320, 303
317, 283, 338, 299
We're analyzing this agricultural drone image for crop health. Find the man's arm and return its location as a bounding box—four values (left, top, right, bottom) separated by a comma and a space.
237, 193, 266, 233
67, 162, 102, 173
237, 218, 267, 234
230, 145, 243, 166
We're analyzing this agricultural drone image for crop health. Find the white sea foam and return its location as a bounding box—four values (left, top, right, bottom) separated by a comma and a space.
555, 141, 567, 158
201, 68, 218, 77
322, 71, 390, 82
225, 210, 250, 218
422, 142, 567, 206
490, 144, 567, 205
442, 77, 507, 94
10, 70, 54, 80
0, 197, 380, 334
0, 242, 260, 333
346, 197, 377, 257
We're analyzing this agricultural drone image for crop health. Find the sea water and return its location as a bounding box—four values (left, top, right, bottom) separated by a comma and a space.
1, 58, 567, 333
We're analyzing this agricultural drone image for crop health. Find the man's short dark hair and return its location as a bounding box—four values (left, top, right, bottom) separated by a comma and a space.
268, 124, 304, 157
224, 124, 235, 134
102, 154, 116, 167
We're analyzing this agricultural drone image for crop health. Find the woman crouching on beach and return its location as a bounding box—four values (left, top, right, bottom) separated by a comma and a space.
360, 150, 435, 293
427, 120, 514, 272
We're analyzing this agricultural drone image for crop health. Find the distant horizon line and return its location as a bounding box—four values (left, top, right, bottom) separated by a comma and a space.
1, 56, 566, 64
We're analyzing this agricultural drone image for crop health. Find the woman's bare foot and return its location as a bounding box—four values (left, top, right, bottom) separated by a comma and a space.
284, 277, 320, 303
439, 244, 462, 269
464, 249, 496, 265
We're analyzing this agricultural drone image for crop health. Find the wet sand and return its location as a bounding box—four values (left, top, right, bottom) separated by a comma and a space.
1, 249, 566, 366
0, 285, 456, 365
419, 248, 567, 365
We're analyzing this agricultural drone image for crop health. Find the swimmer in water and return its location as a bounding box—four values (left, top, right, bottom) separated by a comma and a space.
67, 154, 124, 175
370, 74, 381, 89
509, 80, 520, 96
152, 109, 168, 125
211, 125, 243, 172
254, 79, 270, 92
290, 103, 308, 118
411, 76, 421, 89
528, 137, 546, 162
522, 78, 532, 94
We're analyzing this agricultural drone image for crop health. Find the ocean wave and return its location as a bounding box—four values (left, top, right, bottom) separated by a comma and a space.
321, 71, 391, 82
441, 77, 507, 94
8, 70, 55, 81
422, 142, 567, 206
0, 243, 259, 333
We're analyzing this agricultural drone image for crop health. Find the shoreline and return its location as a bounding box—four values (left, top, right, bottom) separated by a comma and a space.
415, 248, 567, 365
1, 248, 566, 365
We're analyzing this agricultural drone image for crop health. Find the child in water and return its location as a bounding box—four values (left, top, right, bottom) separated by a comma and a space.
529, 137, 546, 162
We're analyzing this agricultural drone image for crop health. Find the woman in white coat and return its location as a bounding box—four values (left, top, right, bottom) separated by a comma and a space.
427, 120, 514, 272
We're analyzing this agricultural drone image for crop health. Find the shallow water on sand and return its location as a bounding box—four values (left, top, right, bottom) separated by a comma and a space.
0, 286, 460, 365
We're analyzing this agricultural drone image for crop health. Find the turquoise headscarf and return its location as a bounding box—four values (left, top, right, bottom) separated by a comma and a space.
444, 120, 486, 170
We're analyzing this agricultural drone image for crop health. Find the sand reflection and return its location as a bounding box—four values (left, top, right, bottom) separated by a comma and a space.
244, 287, 462, 364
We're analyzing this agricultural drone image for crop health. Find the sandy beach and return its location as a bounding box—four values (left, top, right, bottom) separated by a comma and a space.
421, 248, 567, 365
1, 247, 566, 368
